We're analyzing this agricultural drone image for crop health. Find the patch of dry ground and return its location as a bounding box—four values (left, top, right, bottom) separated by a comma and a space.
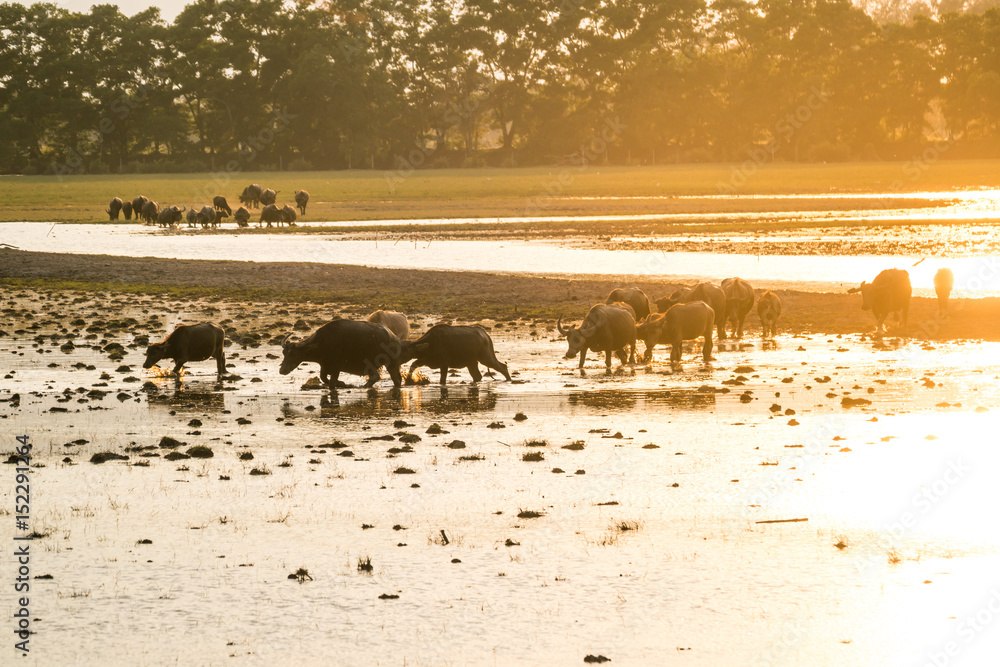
1, 248, 994, 340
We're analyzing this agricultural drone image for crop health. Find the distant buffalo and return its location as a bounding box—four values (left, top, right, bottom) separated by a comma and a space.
239, 184, 262, 209
213, 196, 232, 217
107, 197, 123, 221
721, 277, 754, 339
606, 287, 651, 322
259, 188, 278, 207
657, 282, 727, 340
295, 190, 309, 215
196, 206, 216, 228
234, 206, 251, 227
259, 204, 283, 227
186, 209, 198, 228
132, 196, 148, 220
280, 204, 297, 225
848, 268, 911, 337
122, 200, 133, 220
757, 290, 782, 339
143, 322, 226, 376
934, 268, 954, 315
157, 205, 184, 227
140, 199, 158, 224
399, 324, 511, 385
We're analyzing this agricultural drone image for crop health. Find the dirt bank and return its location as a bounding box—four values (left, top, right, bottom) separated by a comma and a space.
0, 248, 993, 340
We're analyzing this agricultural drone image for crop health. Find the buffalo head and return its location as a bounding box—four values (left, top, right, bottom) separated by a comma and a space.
557, 316, 597, 359
847, 282, 873, 311
143, 341, 168, 369
279, 333, 312, 375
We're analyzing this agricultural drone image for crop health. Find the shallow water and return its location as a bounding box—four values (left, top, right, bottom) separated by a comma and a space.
3, 294, 1000, 665
5, 222, 1000, 297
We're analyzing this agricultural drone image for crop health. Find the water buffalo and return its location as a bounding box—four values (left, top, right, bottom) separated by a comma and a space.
605, 287, 651, 322
240, 184, 262, 209
122, 200, 133, 220
214, 210, 228, 227
721, 277, 755, 339
636, 301, 714, 363
141, 199, 158, 224
558, 303, 636, 373
132, 196, 148, 219
295, 190, 309, 215
757, 290, 782, 339
213, 196, 232, 217
143, 322, 226, 376
656, 282, 728, 340
107, 197, 123, 221
398, 324, 511, 385
848, 269, 911, 336
368, 310, 410, 340
196, 205, 216, 228
280, 205, 297, 225
279, 319, 403, 388
259, 204, 283, 227
156, 205, 184, 227
934, 268, 954, 315
185, 209, 198, 228
234, 206, 251, 227
259, 188, 278, 207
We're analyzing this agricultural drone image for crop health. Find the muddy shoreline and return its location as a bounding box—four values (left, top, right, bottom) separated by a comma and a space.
1, 248, 995, 340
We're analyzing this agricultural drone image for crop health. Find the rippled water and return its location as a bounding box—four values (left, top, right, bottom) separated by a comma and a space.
4, 301, 1000, 664
5, 222, 1000, 297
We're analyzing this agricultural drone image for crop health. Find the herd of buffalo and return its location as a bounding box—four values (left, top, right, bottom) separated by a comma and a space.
140, 267, 956, 387
105, 184, 310, 229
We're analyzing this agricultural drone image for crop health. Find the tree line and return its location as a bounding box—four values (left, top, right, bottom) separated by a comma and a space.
1, 0, 999, 176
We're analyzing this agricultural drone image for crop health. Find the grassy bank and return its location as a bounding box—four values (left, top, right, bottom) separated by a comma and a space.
1, 160, 997, 223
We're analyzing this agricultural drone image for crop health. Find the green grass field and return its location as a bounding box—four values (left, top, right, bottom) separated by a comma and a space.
1, 160, 998, 223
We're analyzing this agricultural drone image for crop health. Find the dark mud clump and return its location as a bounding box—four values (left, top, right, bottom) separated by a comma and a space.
90, 452, 128, 464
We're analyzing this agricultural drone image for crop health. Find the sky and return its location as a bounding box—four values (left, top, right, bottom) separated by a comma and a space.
11, 0, 186, 21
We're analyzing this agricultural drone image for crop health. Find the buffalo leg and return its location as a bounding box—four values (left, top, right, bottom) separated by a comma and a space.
406, 360, 423, 383
364, 371, 380, 388
604, 349, 613, 373
578, 348, 588, 370
671, 340, 681, 363
439, 367, 449, 385
215, 349, 226, 375
468, 365, 483, 382
387, 364, 402, 388
703, 328, 714, 362
172, 359, 187, 375
328, 369, 348, 388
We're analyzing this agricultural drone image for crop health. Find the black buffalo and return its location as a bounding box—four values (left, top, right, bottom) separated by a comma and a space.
259, 204, 283, 227
606, 287, 651, 322
636, 301, 714, 363
141, 199, 158, 224
196, 205, 216, 228
279, 319, 403, 387
107, 197, 123, 221
721, 277, 755, 339
398, 324, 511, 385
848, 268, 911, 336
143, 322, 226, 376
122, 200, 133, 220
259, 188, 278, 207
757, 290, 782, 339
558, 303, 636, 373
186, 209, 198, 228
213, 196, 232, 217
156, 205, 184, 227
657, 282, 728, 340
239, 184, 262, 209
368, 310, 410, 340
295, 190, 309, 215
132, 196, 148, 220
934, 268, 954, 315
234, 206, 251, 227
280, 204, 297, 225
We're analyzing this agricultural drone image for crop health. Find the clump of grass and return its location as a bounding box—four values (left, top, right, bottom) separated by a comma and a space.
186, 445, 214, 459
514, 412, 528, 421
562, 440, 585, 450
288, 567, 313, 582
249, 465, 271, 476
524, 439, 548, 447
614, 519, 643, 533
394, 466, 416, 474
517, 509, 544, 519
357, 556, 373, 573
458, 454, 484, 461
164, 451, 190, 461
887, 548, 902, 565
158, 436, 184, 449
90, 452, 128, 464
238, 451, 254, 460
834, 536, 849, 550
522, 451, 545, 462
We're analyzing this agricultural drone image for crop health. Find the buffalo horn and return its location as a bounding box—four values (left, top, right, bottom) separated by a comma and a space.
557, 316, 568, 336
281, 333, 293, 349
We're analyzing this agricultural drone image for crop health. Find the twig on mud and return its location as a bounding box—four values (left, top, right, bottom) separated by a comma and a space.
755, 518, 809, 524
